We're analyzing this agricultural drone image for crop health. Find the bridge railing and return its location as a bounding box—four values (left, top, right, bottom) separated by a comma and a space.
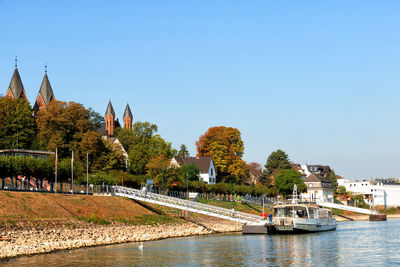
317, 201, 379, 215
114, 186, 264, 224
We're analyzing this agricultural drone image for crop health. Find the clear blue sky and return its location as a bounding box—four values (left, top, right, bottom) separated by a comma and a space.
1, 1, 399, 179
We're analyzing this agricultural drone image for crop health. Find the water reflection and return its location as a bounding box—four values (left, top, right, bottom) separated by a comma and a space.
4, 219, 400, 266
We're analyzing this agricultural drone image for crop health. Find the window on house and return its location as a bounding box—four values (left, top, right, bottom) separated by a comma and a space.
211, 168, 213, 176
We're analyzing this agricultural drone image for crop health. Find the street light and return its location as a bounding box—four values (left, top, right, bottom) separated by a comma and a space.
186, 172, 189, 199
161, 168, 164, 195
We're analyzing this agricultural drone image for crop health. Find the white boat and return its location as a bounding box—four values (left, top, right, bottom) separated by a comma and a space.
267, 204, 337, 234
267, 185, 337, 234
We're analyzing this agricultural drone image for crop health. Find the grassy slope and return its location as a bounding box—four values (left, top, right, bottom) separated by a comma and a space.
0, 191, 182, 227
197, 199, 271, 215
0, 192, 275, 229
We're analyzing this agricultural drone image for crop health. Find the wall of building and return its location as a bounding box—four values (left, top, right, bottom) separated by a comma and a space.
301, 182, 334, 203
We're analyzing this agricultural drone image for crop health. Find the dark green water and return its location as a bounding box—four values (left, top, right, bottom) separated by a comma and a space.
3, 219, 400, 266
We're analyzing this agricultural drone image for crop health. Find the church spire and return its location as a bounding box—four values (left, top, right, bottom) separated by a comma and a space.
105, 100, 115, 136
5, 57, 28, 101
123, 103, 133, 130
33, 63, 55, 112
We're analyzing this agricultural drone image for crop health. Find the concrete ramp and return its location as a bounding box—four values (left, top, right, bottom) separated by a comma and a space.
317, 202, 379, 215
113, 186, 265, 225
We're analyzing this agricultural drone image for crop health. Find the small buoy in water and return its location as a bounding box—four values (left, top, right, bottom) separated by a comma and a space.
139, 242, 143, 250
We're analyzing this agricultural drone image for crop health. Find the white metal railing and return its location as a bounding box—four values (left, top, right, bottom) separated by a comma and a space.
113, 186, 265, 225
317, 201, 379, 215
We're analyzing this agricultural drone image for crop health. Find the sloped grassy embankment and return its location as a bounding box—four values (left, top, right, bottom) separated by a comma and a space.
0, 191, 252, 260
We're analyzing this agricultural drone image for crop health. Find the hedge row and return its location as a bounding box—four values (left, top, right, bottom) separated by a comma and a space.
0, 156, 54, 180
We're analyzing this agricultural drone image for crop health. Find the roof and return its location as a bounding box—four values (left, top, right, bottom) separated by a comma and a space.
304, 173, 330, 183
95, 122, 107, 135
8, 68, 25, 99
38, 73, 54, 105
123, 104, 133, 119
173, 156, 213, 174
95, 120, 121, 136
34, 73, 55, 110
0, 149, 55, 155
105, 100, 115, 116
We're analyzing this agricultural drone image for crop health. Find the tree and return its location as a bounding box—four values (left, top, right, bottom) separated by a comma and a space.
263, 149, 292, 185
246, 162, 263, 185
146, 155, 181, 190
274, 169, 307, 197
196, 126, 249, 182
177, 144, 189, 158
116, 121, 177, 175
36, 100, 92, 157
338, 186, 347, 194
179, 163, 200, 182
88, 107, 105, 130
325, 169, 338, 192
0, 97, 36, 149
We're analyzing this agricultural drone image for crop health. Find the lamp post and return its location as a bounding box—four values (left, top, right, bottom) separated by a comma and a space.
86, 153, 89, 195
161, 168, 164, 195
186, 172, 189, 199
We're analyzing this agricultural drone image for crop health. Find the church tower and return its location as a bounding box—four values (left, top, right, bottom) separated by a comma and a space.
33, 64, 55, 112
105, 100, 116, 137
123, 103, 133, 130
5, 57, 28, 102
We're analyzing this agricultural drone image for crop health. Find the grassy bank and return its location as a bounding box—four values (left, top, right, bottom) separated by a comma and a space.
0, 191, 183, 229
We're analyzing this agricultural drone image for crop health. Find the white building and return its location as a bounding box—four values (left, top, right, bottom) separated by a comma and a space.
170, 156, 216, 184
343, 180, 400, 208
301, 173, 334, 203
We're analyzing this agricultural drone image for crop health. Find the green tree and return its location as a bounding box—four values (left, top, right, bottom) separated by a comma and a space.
116, 121, 177, 175
179, 163, 200, 181
196, 126, 249, 182
274, 169, 307, 197
325, 169, 338, 191
0, 97, 36, 149
146, 155, 182, 190
88, 107, 105, 130
177, 144, 190, 158
338, 186, 347, 194
263, 149, 292, 185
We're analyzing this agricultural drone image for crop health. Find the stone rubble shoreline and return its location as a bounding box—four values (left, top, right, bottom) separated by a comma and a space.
0, 218, 242, 261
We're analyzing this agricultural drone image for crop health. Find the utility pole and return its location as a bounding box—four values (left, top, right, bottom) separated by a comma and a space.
161, 168, 164, 195
186, 172, 189, 199
55, 148, 58, 193
71, 150, 74, 195
86, 153, 89, 195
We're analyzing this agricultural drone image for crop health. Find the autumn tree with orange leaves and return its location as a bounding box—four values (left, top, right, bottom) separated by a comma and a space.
196, 126, 249, 183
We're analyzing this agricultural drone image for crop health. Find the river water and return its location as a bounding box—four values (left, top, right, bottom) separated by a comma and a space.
3, 219, 400, 266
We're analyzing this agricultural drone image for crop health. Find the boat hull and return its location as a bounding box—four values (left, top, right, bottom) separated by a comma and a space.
268, 218, 337, 234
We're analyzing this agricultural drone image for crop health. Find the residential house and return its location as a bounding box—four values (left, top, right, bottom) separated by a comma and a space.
301, 173, 334, 203
171, 156, 216, 184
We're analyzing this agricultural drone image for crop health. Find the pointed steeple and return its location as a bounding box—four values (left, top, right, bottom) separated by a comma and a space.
105, 100, 116, 136
6, 57, 28, 101
105, 100, 115, 116
123, 103, 133, 130
123, 103, 133, 119
34, 65, 55, 111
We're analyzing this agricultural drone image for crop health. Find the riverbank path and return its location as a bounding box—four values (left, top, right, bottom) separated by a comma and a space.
113, 186, 265, 225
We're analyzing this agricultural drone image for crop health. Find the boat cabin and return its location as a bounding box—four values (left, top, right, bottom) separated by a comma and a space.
274, 205, 332, 219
